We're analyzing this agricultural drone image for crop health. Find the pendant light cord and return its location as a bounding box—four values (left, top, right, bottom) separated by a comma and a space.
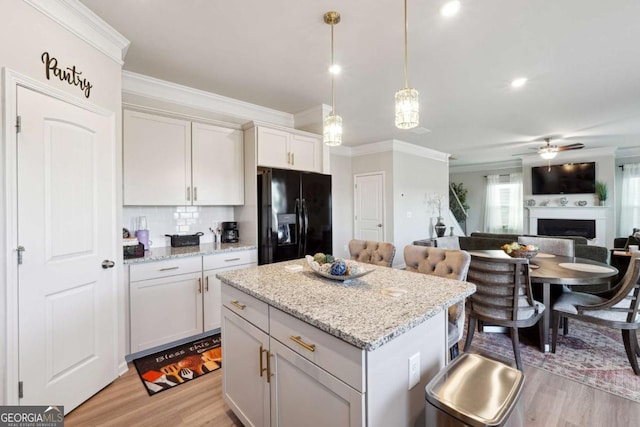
404, 0, 409, 89
331, 21, 336, 113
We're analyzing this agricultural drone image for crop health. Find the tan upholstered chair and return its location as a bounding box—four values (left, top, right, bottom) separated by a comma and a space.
517, 236, 574, 257
404, 245, 471, 359
552, 256, 640, 375
464, 255, 545, 370
348, 240, 396, 267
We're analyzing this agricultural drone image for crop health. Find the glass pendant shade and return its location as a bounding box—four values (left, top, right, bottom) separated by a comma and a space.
395, 88, 420, 129
323, 112, 343, 146
539, 149, 558, 160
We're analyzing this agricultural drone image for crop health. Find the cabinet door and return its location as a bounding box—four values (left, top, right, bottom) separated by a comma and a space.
130, 272, 203, 352
222, 307, 270, 427
257, 127, 290, 169
123, 110, 191, 205
289, 133, 320, 173
192, 123, 244, 205
203, 260, 257, 332
269, 339, 364, 427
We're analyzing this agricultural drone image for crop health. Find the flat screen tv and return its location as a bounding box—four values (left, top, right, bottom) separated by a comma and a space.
531, 162, 596, 195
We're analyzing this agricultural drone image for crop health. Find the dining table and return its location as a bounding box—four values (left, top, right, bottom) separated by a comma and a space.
467, 250, 618, 352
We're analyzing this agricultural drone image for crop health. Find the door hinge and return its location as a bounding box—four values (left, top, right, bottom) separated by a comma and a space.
16, 116, 21, 133
17, 246, 25, 265
18, 381, 23, 399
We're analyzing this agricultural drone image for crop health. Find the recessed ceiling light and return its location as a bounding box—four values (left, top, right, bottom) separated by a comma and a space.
441, 1, 461, 17
329, 64, 341, 75
511, 77, 528, 88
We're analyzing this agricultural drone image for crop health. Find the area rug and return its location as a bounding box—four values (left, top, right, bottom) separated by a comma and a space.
462, 321, 640, 403
133, 334, 221, 396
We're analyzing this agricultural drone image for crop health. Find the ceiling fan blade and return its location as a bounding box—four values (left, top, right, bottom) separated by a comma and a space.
511, 151, 538, 156
557, 143, 585, 151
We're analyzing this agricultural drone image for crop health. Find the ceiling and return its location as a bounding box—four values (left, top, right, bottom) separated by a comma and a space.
79, 0, 640, 166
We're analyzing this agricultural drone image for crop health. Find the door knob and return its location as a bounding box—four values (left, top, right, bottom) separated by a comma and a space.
377, 224, 383, 227
101, 260, 115, 269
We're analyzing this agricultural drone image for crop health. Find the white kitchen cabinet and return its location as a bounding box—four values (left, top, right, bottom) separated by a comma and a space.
123, 110, 191, 206
123, 110, 244, 206
130, 257, 203, 352
130, 249, 256, 353
221, 283, 364, 427
192, 122, 244, 205
256, 126, 322, 173
202, 250, 257, 332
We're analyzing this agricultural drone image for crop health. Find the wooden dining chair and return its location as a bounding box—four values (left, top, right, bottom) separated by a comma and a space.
404, 245, 471, 359
464, 255, 545, 371
551, 257, 640, 375
348, 239, 396, 267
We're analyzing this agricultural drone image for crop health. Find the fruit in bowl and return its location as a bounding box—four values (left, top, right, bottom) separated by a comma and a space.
501, 242, 539, 259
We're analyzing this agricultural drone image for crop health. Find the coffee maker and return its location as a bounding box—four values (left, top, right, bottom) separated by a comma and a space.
221, 221, 239, 243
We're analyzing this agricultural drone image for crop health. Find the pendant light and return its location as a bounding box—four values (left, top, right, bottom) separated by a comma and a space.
395, 0, 419, 129
323, 11, 342, 147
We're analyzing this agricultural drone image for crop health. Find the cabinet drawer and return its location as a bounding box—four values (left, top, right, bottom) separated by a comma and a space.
269, 308, 365, 392
130, 256, 202, 282
221, 283, 269, 333
203, 250, 257, 270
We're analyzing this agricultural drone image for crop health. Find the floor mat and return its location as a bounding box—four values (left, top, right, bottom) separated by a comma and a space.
133, 334, 221, 396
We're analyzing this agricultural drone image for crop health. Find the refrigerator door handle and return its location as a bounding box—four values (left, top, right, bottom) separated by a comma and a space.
302, 198, 309, 256
295, 198, 302, 257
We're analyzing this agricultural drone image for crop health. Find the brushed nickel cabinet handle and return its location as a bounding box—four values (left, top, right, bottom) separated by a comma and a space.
187, 186, 191, 201
194, 186, 198, 201
259, 345, 267, 377
159, 266, 179, 272
291, 152, 294, 165
266, 350, 273, 383
231, 300, 246, 310
205, 276, 209, 292
290, 336, 316, 352
225, 258, 241, 262
197, 278, 202, 293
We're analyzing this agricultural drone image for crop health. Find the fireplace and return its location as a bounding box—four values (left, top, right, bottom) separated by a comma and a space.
538, 219, 596, 239
527, 206, 608, 246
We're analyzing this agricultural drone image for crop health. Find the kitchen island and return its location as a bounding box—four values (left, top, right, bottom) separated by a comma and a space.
217, 259, 475, 427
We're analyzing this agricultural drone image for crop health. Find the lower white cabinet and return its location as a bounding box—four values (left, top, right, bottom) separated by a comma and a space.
129, 249, 257, 353
221, 283, 364, 427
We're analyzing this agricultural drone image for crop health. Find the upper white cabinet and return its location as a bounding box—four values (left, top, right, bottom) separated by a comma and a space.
123, 109, 244, 206
255, 126, 323, 173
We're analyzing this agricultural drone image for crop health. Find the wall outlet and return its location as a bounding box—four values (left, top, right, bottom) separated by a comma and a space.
408, 352, 420, 390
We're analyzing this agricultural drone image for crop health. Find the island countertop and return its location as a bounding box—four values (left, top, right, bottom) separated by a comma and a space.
217, 259, 475, 351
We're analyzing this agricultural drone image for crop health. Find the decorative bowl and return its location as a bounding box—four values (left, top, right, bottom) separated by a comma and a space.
305, 255, 373, 281
505, 249, 538, 259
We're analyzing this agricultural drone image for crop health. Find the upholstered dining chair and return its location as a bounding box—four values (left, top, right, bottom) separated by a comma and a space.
404, 245, 471, 359
551, 256, 640, 375
348, 239, 396, 267
517, 236, 575, 257
464, 255, 546, 371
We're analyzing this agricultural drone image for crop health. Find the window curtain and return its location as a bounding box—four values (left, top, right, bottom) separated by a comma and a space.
620, 163, 640, 235
484, 173, 523, 233
484, 174, 503, 232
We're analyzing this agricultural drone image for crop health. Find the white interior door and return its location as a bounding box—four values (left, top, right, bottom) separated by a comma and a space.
354, 173, 385, 241
17, 86, 117, 411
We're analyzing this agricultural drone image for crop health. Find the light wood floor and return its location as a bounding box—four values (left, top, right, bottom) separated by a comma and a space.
65, 362, 640, 426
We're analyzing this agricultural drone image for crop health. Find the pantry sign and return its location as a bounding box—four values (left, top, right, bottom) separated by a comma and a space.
41, 51, 93, 98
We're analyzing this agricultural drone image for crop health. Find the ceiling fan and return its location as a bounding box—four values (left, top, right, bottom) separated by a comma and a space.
513, 137, 585, 159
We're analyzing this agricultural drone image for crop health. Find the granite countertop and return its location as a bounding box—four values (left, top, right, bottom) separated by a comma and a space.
217, 259, 476, 351
124, 241, 256, 264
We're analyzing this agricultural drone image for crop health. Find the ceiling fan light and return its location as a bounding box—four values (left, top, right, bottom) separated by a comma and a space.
511, 77, 528, 88
395, 88, 420, 129
441, 1, 461, 17
323, 112, 343, 146
539, 148, 558, 160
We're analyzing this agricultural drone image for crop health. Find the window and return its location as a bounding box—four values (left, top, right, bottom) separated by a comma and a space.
484, 173, 523, 233
620, 163, 640, 235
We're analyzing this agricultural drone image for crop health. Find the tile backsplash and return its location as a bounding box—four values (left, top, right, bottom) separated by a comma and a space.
123, 206, 234, 248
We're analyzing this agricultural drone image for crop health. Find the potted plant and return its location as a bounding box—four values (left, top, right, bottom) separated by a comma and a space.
595, 181, 608, 206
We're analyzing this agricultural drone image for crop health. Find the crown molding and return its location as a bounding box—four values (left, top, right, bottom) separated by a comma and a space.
24, 0, 129, 64
122, 71, 294, 127
349, 139, 449, 162
294, 104, 331, 132
449, 159, 523, 174
616, 145, 640, 159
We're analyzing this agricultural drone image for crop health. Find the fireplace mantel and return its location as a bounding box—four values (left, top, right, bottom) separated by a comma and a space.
526, 206, 609, 246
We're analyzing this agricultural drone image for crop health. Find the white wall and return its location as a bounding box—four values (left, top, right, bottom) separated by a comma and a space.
1, 0, 124, 404
330, 153, 353, 259
392, 151, 449, 264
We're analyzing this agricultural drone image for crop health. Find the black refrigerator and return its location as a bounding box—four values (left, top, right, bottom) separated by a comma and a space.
257, 168, 332, 265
